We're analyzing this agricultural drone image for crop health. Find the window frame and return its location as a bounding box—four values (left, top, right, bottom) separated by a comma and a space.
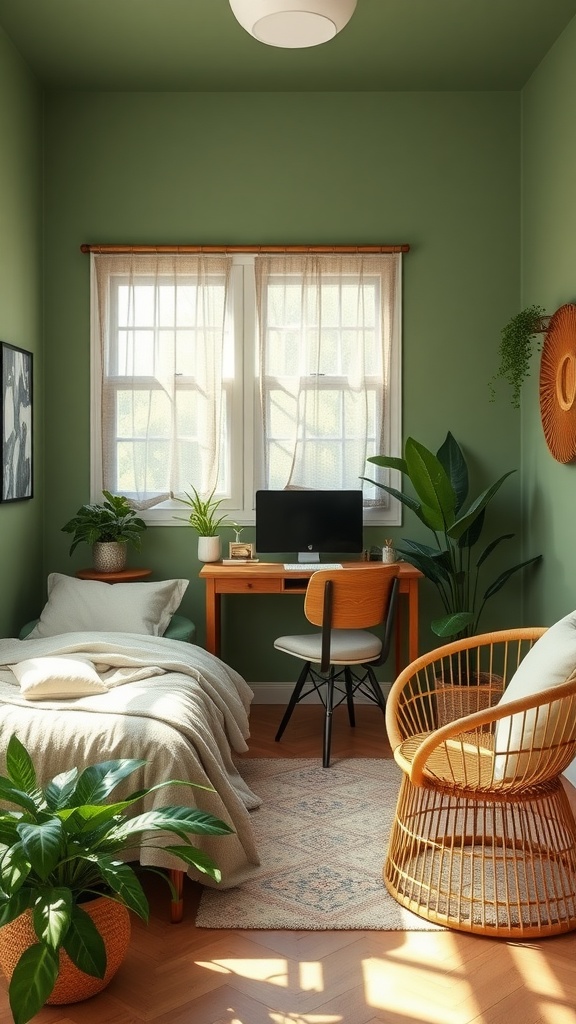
90, 252, 402, 527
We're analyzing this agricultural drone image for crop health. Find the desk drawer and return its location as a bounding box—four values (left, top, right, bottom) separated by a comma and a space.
215, 578, 283, 594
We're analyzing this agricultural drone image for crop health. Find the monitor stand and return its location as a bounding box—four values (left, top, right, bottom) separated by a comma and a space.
297, 552, 320, 563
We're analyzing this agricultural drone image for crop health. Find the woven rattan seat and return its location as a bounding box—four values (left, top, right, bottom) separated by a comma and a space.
384, 628, 576, 937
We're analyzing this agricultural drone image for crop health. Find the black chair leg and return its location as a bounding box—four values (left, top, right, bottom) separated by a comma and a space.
323, 672, 335, 768
275, 661, 311, 742
344, 666, 356, 727
366, 666, 387, 715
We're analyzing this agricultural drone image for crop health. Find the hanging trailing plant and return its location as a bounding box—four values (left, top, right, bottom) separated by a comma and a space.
489, 304, 548, 409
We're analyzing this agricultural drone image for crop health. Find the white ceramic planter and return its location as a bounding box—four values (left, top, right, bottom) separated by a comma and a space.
197, 536, 221, 563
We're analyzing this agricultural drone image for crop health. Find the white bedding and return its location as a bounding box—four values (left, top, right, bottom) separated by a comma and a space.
0, 632, 261, 888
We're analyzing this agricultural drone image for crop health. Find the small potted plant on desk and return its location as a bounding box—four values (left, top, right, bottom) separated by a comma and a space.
61, 490, 147, 573
174, 485, 231, 562
0, 735, 233, 1024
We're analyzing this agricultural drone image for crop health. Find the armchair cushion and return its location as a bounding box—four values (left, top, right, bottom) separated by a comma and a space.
494, 609, 576, 778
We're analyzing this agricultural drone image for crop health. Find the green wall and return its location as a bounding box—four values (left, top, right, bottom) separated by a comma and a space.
521, 15, 576, 625
42, 89, 523, 680
0, 26, 43, 637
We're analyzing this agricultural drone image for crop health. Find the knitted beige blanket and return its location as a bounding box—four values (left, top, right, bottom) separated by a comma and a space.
0, 632, 261, 888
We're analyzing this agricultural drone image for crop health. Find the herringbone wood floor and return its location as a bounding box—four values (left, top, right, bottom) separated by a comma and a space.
1, 704, 575, 1024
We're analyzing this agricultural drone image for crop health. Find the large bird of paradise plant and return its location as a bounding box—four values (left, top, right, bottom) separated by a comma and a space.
364, 431, 541, 639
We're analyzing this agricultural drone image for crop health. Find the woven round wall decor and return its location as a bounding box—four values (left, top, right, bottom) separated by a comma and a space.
539, 302, 576, 463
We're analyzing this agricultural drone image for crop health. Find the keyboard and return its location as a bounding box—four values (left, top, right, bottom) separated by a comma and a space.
283, 563, 343, 571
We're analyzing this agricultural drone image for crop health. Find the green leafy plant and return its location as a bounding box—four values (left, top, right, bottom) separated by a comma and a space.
61, 490, 147, 555
364, 432, 541, 639
489, 304, 548, 409
0, 735, 233, 1024
174, 486, 232, 536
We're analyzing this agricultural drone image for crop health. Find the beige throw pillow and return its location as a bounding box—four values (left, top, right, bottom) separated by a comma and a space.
27, 574, 189, 639
494, 610, 576, 780
11, 655, 108, 700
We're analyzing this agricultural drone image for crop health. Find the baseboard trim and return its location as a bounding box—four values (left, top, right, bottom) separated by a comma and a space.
249, 681, 393, 704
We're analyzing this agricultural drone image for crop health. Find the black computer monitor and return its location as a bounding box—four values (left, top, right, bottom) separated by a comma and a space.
255, 489, 364, 561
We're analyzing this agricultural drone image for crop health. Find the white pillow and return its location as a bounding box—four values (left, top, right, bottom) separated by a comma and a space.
11, 656, 108, 701
27, 574, 189, 639
494, 610, 576, 780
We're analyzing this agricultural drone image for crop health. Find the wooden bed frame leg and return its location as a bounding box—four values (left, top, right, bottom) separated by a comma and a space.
169, 869, 184, 923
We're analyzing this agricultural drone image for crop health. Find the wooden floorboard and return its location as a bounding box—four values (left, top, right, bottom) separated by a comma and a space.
1, 704, 574, 1024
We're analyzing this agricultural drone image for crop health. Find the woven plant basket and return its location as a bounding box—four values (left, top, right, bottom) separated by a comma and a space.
434, 673, 503, 727
0, 896, 131, 1005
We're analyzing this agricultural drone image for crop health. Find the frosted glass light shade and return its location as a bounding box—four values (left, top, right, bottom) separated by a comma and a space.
229, 0, 357, 48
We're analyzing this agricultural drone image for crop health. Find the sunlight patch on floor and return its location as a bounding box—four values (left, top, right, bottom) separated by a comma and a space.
362, 954, 463, 1023
197, 957, 289, 986
269, 1015, 342, 1023
299, 961, 324, 992
507, 944, 575, 1023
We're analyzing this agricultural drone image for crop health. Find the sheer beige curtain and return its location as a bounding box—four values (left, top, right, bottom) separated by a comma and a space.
92, 252, 232, 508
255, 253, 401, 504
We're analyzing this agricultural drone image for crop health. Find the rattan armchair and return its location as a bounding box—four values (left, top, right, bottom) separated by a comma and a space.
383, 628, 576, 938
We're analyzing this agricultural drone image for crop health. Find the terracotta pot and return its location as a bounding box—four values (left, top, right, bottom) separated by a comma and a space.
0, 896, 131, 1005
92, 541, 127, 573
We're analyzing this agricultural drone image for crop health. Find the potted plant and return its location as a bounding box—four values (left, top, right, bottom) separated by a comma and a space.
61, 490, 147, 573
489, 304, 549, 408
0, 734, 233, 1024
174, 486, 232, 562
364, 431, 541, 641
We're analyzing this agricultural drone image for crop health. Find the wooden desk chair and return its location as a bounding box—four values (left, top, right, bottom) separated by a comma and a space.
274, 565, 400, 767
384, 628, 576, 937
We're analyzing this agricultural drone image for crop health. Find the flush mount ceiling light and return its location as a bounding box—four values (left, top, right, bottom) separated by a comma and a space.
229, 0, 358, 49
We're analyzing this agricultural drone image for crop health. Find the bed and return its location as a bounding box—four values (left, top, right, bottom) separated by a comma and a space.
0, 627, 262, 921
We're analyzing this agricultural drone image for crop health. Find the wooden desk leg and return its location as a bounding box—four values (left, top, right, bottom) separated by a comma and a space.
395, 599, 403, 677
204, 580, 220, 656
395, 584, 419, 675
407, 579, 419, 664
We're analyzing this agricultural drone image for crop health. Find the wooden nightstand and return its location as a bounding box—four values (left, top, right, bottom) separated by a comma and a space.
75, 568, 152, 583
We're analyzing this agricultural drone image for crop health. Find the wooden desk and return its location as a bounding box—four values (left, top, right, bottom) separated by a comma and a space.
199, 560, 422, 673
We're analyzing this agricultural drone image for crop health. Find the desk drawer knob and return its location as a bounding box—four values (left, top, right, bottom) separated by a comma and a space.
247, 582, 253, 589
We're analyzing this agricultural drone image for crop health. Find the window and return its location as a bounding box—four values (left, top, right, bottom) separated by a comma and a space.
91, 250, 402, 525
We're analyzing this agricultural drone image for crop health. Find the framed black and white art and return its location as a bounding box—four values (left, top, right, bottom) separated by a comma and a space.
1, 342, 33, 502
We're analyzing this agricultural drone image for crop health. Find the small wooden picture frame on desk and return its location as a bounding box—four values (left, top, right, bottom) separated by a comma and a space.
229, 542, 256, 560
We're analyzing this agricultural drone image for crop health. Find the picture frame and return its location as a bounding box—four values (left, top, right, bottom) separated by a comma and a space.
1, 342, 33, 502
229, 541, 255, 560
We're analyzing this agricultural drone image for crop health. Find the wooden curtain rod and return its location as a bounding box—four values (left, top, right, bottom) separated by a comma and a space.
80, 243, 410, 255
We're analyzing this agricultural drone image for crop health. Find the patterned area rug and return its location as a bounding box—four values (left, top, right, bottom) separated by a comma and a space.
196, 758, 442, 931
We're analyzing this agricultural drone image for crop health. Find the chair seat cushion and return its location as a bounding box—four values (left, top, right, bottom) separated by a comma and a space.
274, 629, 382, 665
